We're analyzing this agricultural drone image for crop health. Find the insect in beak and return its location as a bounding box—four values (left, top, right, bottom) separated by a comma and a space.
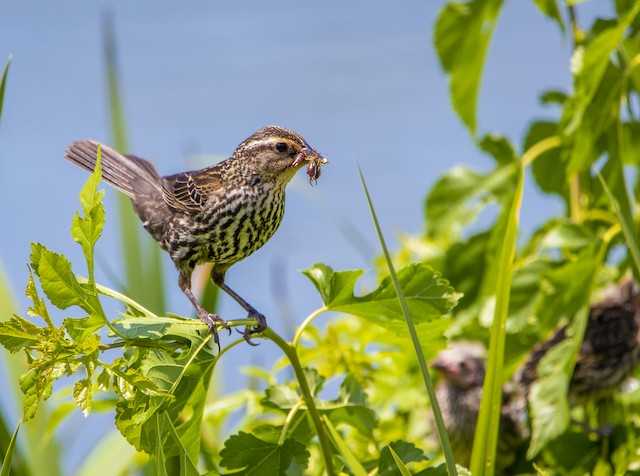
292, 146, 328, 185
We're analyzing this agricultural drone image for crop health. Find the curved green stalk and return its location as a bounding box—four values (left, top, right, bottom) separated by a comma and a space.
262, 327, 335, 476
292, 306, 327, 348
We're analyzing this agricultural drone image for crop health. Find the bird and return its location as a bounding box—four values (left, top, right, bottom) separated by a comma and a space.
64, 125, 327, 348
431, 346, 528, 472
518, 275, 640, 406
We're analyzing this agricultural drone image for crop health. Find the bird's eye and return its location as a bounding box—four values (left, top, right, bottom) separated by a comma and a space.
275, 142, 287, 153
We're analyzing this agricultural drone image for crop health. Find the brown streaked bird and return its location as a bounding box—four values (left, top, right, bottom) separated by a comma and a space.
432, 346, 528, 472
518, 276, 640, 406
64, 126, 327, 348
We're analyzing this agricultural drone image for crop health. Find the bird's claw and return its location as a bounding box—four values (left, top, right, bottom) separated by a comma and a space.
199, 313, 230, 352
240, 311, 267, 346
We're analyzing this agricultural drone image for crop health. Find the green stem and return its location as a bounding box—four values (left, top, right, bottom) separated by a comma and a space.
278, 401, 304, 446
292, 306, 327, 348
262, 327, 335, 476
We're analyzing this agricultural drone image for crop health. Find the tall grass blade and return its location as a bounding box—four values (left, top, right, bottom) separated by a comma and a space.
101, 11, 165, 313
0, 55, 11, 125
357, 164, 457, 475
469, 160, 524, 476
1, 420, 20, 476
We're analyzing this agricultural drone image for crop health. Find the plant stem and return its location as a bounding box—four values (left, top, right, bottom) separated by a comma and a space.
292, 306, 327, 348
262, 327, 335, 476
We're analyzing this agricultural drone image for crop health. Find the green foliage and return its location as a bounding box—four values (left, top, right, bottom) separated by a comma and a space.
0, 152, 460, 474
5, 2, 640, 475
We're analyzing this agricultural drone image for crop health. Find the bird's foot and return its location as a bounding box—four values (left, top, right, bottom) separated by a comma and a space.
241, 311, 268, 346
199, 312, 231, 351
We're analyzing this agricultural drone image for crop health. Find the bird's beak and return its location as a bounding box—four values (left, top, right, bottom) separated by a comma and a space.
292, 146, 328, 168
430, 358, 448, 373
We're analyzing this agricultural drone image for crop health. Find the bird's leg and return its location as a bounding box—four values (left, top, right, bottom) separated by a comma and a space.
210, 268, 267, 346
178, 272, 230, 350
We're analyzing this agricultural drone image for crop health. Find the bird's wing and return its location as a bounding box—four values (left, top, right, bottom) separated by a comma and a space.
161, 167, 225, 214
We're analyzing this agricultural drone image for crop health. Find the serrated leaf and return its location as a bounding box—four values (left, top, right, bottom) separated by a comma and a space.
378, 441, 428, 476
0, 316, 42, 352
219, 432, 309, 475
303, 263, 459, 321
71, 150, 105, 284
30, 244, 89, 311
111, 315, 206, 342
73, 377, 93, 417
434, 0, 506, 134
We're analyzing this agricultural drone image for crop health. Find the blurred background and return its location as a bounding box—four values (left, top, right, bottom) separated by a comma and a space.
0, 1, 610, 473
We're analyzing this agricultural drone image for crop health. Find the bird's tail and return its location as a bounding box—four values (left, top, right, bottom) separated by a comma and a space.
64, 140, 161, 198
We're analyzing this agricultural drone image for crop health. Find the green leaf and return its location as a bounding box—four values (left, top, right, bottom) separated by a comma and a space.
434, 0, 506, 135
0, 55, 11, 125
526, 340, 573, 457
102, 12, 166, 314
524, 121, 567, 201
71, 148, 105, 284
1, 420, 20, 476
425, 160, 517, 240
219, 432, 310, 475
562, 3, 640, 173
378, 441, 427, 476
470, 159, 524, 475
0, 316, 42, 352
532, 0, 565, 32
73, 377, 93, 417
302, 263, 459, 321
30, 244, 91, 312
357, 164, 458, 475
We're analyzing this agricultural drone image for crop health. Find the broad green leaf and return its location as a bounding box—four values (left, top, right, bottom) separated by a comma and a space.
0, 316, 42, 352
30, 244, 91, 312
538, 221, 598, 250
302, 263, 459, 321
562, 3, 640, 173
434, 0, 506, 134
524, 121, 567, 201
219, 432, 310, 475
111, 315, 206, 342
526, 340, 573, 457
378, 441, 427, 476
478, 134, 517, 166
425, 160, 517, 240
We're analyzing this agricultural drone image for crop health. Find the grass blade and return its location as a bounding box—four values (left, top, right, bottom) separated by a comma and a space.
357, 164, 457, 475
388, 446, 412, 476
0, 55, 11, 125
469, 160, 524, 476
321, 415, 367, 476
1, 420, 20, 476
101, 11, 165, 313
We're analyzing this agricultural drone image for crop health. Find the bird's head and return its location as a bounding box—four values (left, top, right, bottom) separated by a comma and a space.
431, 348, 485, 390
234, 125, 327, 184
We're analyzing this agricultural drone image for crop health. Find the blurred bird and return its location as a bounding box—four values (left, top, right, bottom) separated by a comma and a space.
64, 126, 327, 348
432, 346, 528, 472
518, 276, 640, 406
